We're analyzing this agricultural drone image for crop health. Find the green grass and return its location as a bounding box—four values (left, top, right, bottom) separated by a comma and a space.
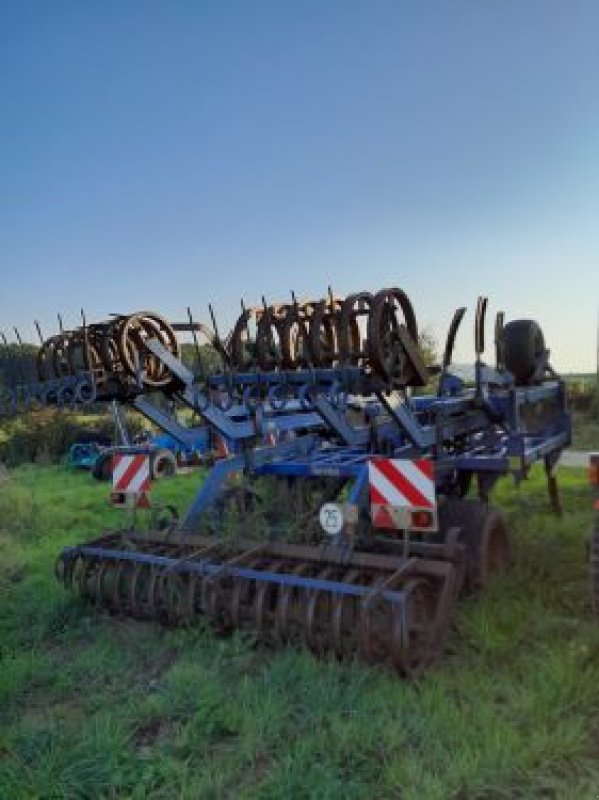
1, 465, 598, 798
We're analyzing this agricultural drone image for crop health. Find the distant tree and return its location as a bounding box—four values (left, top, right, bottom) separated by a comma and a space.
180, 342, 225, 375
0, 343, 38, 387
418, 327, 438, 368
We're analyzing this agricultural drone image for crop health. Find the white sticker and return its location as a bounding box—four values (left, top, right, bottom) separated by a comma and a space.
319, 502, 344, 536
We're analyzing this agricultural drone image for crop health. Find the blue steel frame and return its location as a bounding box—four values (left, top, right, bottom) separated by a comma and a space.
145, 321, 570, 533
9, 338, 568, 534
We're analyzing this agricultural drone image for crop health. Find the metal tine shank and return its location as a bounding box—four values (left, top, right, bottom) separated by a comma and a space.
474, 296, 488, 358
34, 321, 44, 345
187, 306, 206, 378
494, 311, 505, 371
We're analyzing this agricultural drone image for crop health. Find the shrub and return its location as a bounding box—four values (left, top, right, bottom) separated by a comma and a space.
0, 409, 144, 467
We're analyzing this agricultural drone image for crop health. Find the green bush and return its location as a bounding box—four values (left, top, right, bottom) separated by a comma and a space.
0, 409, 144, 467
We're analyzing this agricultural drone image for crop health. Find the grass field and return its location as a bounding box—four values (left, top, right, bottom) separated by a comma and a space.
1, 464, 599, 799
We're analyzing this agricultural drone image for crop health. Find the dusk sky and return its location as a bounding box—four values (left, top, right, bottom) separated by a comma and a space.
1, 1, 598, 370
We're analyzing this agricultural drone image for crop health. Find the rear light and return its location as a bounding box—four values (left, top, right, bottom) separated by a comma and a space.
411, 510, 434, 529
589, 454, 599, 486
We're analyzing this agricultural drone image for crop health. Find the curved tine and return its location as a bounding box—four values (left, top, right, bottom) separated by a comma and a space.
274, 562, 312, 643
69, 555, 84, 592
390, 583, 411, 674
205, 572, 227, 630
357, 573, 385, 664
393, 578, 435, 678
331, 568, 361, 658
92, 559, 109, 607
441, 307, 467, 373
147, 567, 162, 619
129, 561, 144, 617
166, 572, 190, 624
77, 556, 93, 599
480, 297, 488, 354
230, 557, 263, 628
61, 553, 79, 590
96, 559, 112, 607
139, 564, 156, 618
304, 566, 336, 654
494, 311, 505, 369
184, 572, 201, 623
110, 561, 127, 612
34, 321, 45, 346
254, 559, 286, 640
156, 570, 174, 623
54, 552, 67, 585
474, 296, 488, 357
186, 306, 205, 377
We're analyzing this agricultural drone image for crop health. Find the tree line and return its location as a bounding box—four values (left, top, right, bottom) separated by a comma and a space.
0, 344, 39, 387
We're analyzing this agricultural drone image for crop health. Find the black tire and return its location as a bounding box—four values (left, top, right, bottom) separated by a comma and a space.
502, 319, 546, 385
92, 452, 113, 481
151, 449, 177, 480
439, 499, 511, 592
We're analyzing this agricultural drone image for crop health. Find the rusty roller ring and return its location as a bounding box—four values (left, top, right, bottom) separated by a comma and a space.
67, 330, 102, 376
99, 323, 123, 374
51, 333, 74, 378
280, 303, 312, 369
37, 335, 62, 381
367, 288, 419, 384
75, 376, 97, 405
118, 312, 180, 388
338, 292, 372, 365
255, 305, 287, 371
308, 298, 342, 367
230, 307, 258, 371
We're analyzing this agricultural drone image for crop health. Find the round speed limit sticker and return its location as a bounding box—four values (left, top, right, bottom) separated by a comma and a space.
319, 503, 344, 536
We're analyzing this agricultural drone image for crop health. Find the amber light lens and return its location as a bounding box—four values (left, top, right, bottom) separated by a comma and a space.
411, 510, 433, 528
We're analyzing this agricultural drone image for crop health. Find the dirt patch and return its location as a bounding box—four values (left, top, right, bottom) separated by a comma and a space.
133, 715, 176, 748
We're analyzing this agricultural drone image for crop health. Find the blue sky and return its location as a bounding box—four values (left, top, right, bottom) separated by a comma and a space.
1, 1, 598, 370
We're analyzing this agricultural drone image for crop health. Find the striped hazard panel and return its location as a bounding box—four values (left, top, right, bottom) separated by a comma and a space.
112, 454, 151, 494
367, 458, 438, 532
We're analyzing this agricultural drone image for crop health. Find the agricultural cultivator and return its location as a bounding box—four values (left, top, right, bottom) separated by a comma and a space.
3, 288, 571, 675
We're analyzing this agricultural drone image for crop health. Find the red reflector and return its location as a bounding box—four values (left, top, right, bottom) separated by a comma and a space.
411, 510, 433, 528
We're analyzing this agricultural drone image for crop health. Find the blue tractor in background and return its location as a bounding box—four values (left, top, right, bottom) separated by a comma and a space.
68, 427, 213, 480
66, 396, 220, 480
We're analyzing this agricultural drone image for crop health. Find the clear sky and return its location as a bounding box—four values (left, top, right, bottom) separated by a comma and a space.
1, 1, 598, 371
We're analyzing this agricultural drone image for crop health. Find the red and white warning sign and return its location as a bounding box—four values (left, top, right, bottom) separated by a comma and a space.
111, 453, 151, 508
367, 458, 437, 532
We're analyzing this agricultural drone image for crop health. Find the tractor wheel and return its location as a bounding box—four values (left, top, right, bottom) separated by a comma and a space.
590, 519, 599, 614
439, 499, 511, 592
502, 319, 545, 385
151, 449, 177, 480
92, 452, 113, 482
